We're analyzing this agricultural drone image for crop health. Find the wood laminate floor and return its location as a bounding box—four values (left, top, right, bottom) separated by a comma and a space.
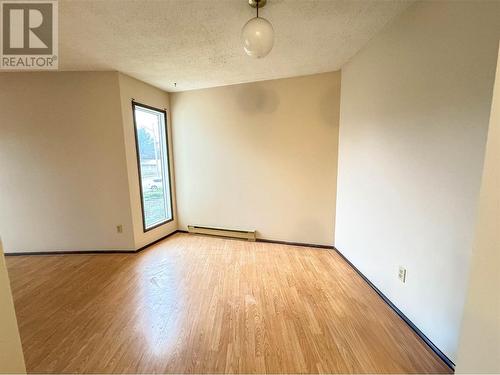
6, 233, 451, 374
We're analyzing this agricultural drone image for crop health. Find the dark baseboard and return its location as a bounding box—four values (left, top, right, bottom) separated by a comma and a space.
257, 238, 334, 249
135, 230, 180, 252
4, 230, 182, 256
4, 249, 136, 256
256, 236, 454, 370
179, 229, 333, 249
333, 246, 455, 371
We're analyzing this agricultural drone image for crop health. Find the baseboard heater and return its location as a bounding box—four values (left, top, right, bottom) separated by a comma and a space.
187, 225, 256, 241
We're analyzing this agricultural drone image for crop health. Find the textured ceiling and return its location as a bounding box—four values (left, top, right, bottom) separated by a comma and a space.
59, 0, 413, 92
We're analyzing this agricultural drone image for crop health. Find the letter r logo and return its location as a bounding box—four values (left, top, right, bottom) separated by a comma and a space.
2, 2, 54, 55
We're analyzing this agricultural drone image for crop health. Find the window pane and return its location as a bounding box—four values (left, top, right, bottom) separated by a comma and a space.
133, 104, 172, 230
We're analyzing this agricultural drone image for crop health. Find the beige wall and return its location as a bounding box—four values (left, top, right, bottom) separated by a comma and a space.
0, 72, 177, 252
457, 44, 500, 374
0, 72, 135, 253
171, 72, 340, 245
335, 0, 500, 362
118, 74, 178, 249
0, 239, 26, 373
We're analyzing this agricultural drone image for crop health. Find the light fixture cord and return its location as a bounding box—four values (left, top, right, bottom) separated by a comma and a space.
256, 0, 259, 18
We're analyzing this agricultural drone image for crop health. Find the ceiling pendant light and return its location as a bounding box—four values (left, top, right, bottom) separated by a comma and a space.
241, 0, 274, 58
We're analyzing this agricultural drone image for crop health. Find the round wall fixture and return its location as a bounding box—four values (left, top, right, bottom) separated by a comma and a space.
241, 0, 274, 58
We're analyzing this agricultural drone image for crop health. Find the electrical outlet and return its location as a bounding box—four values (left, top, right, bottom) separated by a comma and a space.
398, 266, 407, 283
116, 225, 123, 234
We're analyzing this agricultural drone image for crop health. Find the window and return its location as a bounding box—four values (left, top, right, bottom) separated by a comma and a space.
132, 102, 173, 231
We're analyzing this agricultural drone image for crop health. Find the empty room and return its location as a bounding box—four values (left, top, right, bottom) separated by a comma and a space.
0, 0, 499, 374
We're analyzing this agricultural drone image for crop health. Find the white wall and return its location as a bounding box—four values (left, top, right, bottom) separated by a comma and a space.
335, 0, 500, 362
456, 44, 500, 374
0, 239, 26, 373
118, 74, 178, 249
0, 72, 135, 253
171, 72, 340, 245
